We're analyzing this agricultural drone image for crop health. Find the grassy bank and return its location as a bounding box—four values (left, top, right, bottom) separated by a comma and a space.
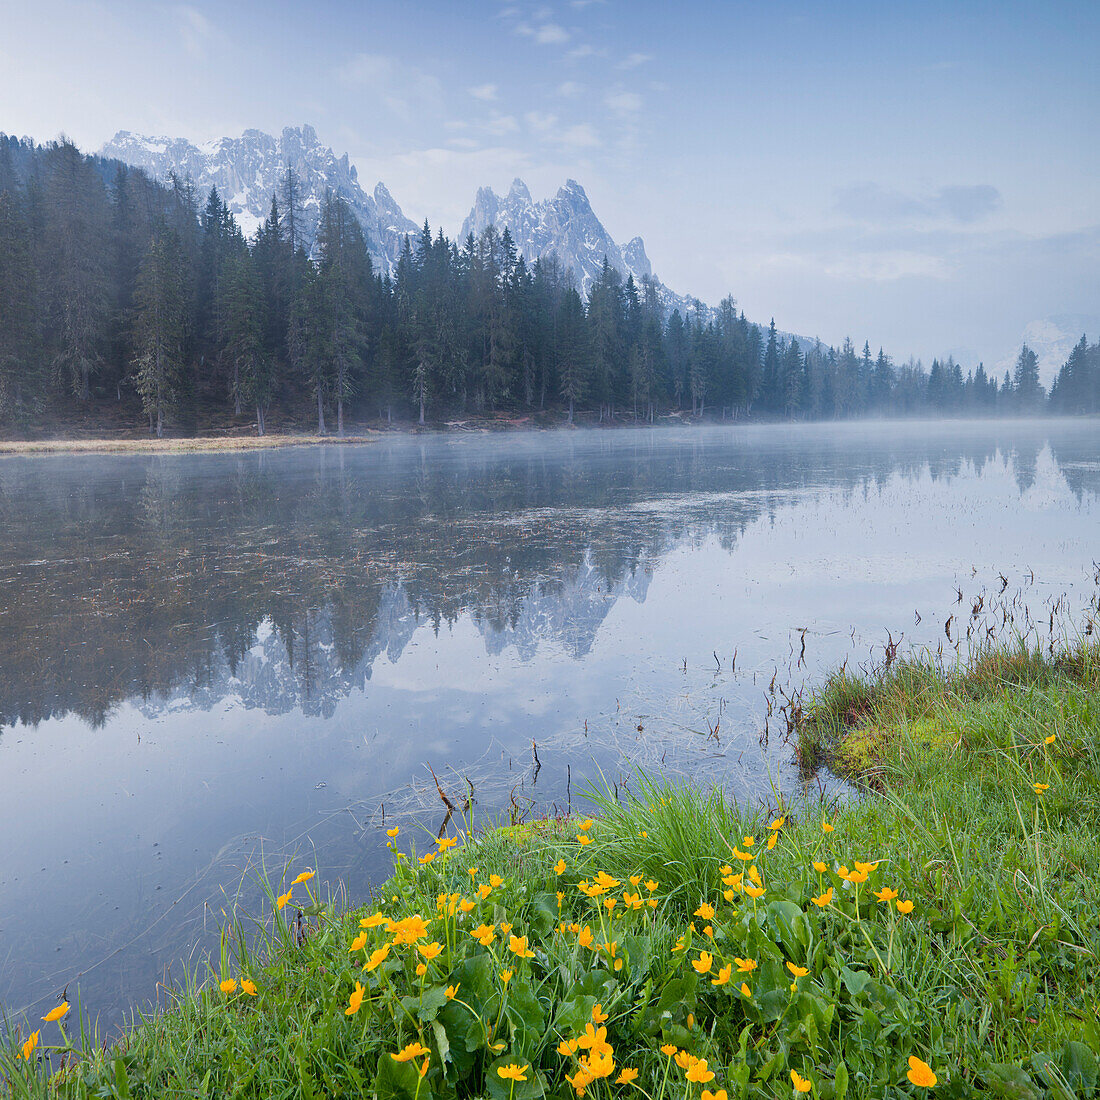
0, 433, 380, 455
4, 641, 1099, 1098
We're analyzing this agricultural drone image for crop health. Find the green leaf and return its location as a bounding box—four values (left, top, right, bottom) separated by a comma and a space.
984, 1063, 1041, 1100
431, 1019, 451, 1067
485, 1059, 547, 1100
1061, 1042, 1098, 1095
840, 966, 873, 997
375, 1053, 423, 1100
418, 985, 450, 1023
834, 1061, 849, 1100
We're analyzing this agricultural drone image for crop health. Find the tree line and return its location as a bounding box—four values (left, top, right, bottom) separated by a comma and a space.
1, 135, 1097, 436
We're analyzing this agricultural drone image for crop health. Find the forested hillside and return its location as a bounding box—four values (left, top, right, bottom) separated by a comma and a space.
1, 135, 1096, 437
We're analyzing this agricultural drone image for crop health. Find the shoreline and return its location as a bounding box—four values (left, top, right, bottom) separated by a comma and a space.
1, 411, 1095, 457
4, 636, 1097, 1095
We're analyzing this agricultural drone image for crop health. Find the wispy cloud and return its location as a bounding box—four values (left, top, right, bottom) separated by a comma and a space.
337, 53, 443, 121
557, 80, 584, 98
468, 83, 499, 101
834, 182, 1003, 226
605, 91, 642, 113
175, 5, 216, 59
617, 52, 653, 70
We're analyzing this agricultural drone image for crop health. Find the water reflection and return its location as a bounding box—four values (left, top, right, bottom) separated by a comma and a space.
0, 420, 1097, 1029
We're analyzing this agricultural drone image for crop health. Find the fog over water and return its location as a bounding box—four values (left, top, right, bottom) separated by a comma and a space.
1, 419, 1097, 1029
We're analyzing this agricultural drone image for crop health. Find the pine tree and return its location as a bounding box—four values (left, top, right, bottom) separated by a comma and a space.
221, 252, 273, 433
1012, 344, 1043, 410
132, 230, 188, 437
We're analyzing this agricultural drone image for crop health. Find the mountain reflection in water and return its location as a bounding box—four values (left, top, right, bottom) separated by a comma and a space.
0, 421, 1097, 1029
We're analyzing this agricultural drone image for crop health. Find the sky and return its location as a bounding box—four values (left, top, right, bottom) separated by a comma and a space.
1, 0, 1098, 370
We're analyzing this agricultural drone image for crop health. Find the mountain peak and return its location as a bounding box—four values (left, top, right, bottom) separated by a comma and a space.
508, 177, 532, 202
100, 124, 416, 270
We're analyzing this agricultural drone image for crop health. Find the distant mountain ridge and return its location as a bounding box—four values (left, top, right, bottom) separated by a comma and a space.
100, 125, 419, 273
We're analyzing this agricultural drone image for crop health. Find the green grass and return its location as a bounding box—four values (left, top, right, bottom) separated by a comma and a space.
4, 641, 1100, 1098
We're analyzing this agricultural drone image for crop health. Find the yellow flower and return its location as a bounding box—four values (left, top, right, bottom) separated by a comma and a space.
559, 1038, 580, 1056
702, 1091, 728, 1100
854, 861, 878, 874
897, 899, 914, 914
498, 1063, 530, 1082
617, 1068, 639, 1085
742, 836, 755, 847
387, 826, 400, 837
437, 835, 458, 851
364, 943, 391, 971
786, 961, 809, 978
661, 1043, 678, 1057
292, 869, 315, 885
346, 981, 365, 1015
41, 1002, 70, 1023
629, 874, 642, 886
509, 934, 536, 959
501, 922, 513, 934
555, 859, 567, 875
392, 1042, 430, 1062
1044, 734, 1056, 745
579, 819, 594, 831
350, 931, 369, 952
490, 874, 504, 888
21, 1031, 39, 1060
360, 912, 386, 928
712, 963, 732, 986
446, 983, 460, 999
389, 915, 430, 944
477, 883, 493, 900
811, 888, 833, 907
691, 950, 713, 974
220, 979, 238, 994
767, 833, 778, 850
645, 879, 658, 892
702, 924, 714, 939
604, 898, 617, 913
686, 1059, 715, 1083
1033, 783, 1050, 795
734, 957, 757, 973
501, 969, 513, 985
812, 861, 828, 874
745, 884, 766, 899
822, 819, 834, 833
906, 1057, 937, 1087
769, 815, 786, 830
725, 872, 744, 890
468, 866, 479, 878
470, 924, 495, 947
740, 982, 751, 997
241, 980, 257, 996
748, 864, 763, 887
719, 864, 733, 875
460, 898, 476, 913
845, 868, 869, 884
675, 1051, 698, 1070
592, 1003, 609, 1023
577, 834, 592, 846
277, 889, 293, 910
640, 830, 648, 838
419, 1057, 430, 1079
874, 886, 899, 902
418, 941, 444, 961
791, 1069, 812, 1093
415, 963, 428, 976
419, 851, 436, 865
694, 902, 715, 920
732, 846, 752, 862
577, 925, 595, 948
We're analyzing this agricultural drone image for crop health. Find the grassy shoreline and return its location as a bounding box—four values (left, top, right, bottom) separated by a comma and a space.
4, 640, 1099, 1097
0, 433, 381, 455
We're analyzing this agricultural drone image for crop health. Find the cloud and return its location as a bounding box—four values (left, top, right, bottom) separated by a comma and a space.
535, 22, 570, 44
337, 53, 443, 122
557, 81, 584, 98
468, 83, 498, 102
525, 111, 559, 134
834, 182, 1003, 225
605, 91, 642, 113
558, 123, 600, 148
175, 5, 216, 59
617, 52, 653, 70
567, 43, 603, 60
823, 251, 952, 282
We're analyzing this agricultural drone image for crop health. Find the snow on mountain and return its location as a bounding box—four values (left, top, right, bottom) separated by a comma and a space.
459, 177, 703, 317
994, 314, 1100, 387
99, 125, 419, 272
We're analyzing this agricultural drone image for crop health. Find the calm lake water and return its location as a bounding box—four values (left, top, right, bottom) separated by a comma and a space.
1, 419, 1098, 1030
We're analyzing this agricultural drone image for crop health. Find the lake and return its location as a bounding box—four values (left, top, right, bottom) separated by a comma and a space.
1, 419, 1097, 1031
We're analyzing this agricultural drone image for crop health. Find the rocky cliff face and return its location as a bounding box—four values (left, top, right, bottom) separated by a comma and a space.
100, 125, 419, 272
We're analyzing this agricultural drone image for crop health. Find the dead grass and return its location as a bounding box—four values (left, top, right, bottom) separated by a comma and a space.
0, 433, 379, 456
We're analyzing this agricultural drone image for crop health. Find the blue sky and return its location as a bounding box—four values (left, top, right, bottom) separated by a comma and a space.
2, 0, 1097, 370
